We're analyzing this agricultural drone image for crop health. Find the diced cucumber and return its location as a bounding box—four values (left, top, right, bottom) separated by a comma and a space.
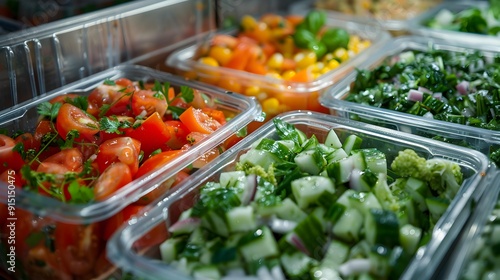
204, 211, 229, 237
350, 150, 367, 171
192, 264, 221, 280
404, 177, 431, 212
239, 226, 279, 261
294, 149, 326, 175
336, 189, 356, 208
425, 197, 450, 223
310, 266, 343, 280
373, 173, 398, 211
281, 252, 315, 278
369, 245, 391, 277
348, 192, 383, 215
362, 148, 387, 175
388, 246, 413, 280
276, 139, 296, 151
219, 171, 246, 191
398, 51, 415, 63
328, 148, 349, 163
327, 156, 354, 184
317, 143, 347, 164
226, 206, 256, 233
302, 134, 319, 150
364, 209, 400, 247
321, 240, 350, 269
294, 214, 327, 259
188, 227, 206, 245
275, 198, 308, 222
325, 202, 346, 223
291, 176, 336, 209
325, 129, 342, 149
342, 134, 363, 155
160, 237, 187, 263
239, 149, 279, 169
399, 224, 422, 255
332, 208, 364, 243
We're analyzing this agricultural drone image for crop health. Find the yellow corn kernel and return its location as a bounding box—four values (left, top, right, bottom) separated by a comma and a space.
322, 53, 334, 63
198, 57, 219, 67
334, 48, 348, 62
327, 59, 340, 70
358, 40, 371, 52
262, 97, 280, 115
282, 70, 296, 80
244, 85, 261, 97
321, 66, 331, 75
295, 51, 317, 70
267, 53, 284, 70
241, 15, 257, 31
208, 46, 232, 66
266, 71, 282, 80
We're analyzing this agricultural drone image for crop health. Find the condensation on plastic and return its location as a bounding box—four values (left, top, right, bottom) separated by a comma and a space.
0, 0, 216, 112
0, 64, 261, 223
407, 1, 500, 47
320, 35, 500, 158
107, 110, 494, 280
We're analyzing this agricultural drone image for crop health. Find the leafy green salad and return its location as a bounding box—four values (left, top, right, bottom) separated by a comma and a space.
158, 119, 465, 280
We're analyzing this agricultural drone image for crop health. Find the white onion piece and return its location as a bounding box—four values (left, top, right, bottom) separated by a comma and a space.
271, 265, 286, 280
286, 233, 310, 255
407, 89, 424, 102
338, 259, 372, 277
456, 81, 470, 95
241, 174, 258, 205
418, 86, 432, 94
432, 92, 442, 100
268, 217, 297, 234
169, 217, 201, 233
423, 112, 434, 119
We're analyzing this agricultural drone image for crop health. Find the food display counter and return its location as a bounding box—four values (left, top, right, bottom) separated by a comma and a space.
0, 0, 499, 279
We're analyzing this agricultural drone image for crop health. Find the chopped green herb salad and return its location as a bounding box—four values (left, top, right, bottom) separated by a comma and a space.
159, 119, 465, 279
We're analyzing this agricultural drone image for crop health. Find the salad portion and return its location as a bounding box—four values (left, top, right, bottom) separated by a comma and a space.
0, 77, 239, 279
158, 118, 465, 279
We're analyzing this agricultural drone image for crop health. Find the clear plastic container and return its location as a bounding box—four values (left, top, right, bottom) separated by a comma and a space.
436, 173, 500, 280
107, 110, 494, 280
166, 16, 390, 123
320, 35, 500, 161
0, 64, 261, 279
407, 1, 500, 46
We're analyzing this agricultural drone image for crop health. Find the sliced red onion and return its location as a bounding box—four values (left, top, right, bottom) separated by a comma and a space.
456, 81, 469, 95
241, 174, 258, 205
268, 217, 298, 234
169, 217, 201, 234
271, 265, 286, 280
418, 86, 432, 94
338, 259, 372, 277
407, 89, 424, 102
432, 92, 442, 100
286, 232, 310, 255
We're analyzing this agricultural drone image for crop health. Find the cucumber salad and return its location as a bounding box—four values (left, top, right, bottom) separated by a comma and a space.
159, 119, 464, 280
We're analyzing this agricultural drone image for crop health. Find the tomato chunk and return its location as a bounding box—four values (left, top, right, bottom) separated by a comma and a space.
95, 137, 141, 176
0, 134, 25, 173
124, 112, 172, 156
56, 103, 100, 142
93, 162, 133, 201
179, 106, 222, 134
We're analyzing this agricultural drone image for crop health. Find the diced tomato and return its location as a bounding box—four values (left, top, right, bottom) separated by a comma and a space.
56, 103, 100, 142
87, 80, 135, 117
41, 148, 83, 172
135, 150, 183, 179
131, 89, 168, 118
0, 134, 25, 173
164, 120, 190, 149
95, 137, 141, 176
223, 133, 245, 150
103, 204, 145, 240
211, 34, 238, 49
36, 162, 72, 201
124, 112, 172, 157
49, 93, 81, 104
192, 148, 220, 169
179, 106, 222, 134
15, 132, 40, 152
201, 107, 227, 125
93, 162, 133, 201
54, 222, 103, 276
185, 131, 209, 145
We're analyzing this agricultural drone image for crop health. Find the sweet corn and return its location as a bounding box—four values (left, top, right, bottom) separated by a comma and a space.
295, 51, 317, 70
282, 70, 296, 80
334, 48, 349, 62
244, 85, 261, 97
198, 57, 219, 67
262, 97, 280, 115
208, 46, 232, 66
266, 71, 282, 80
327, 59, 340, 70
241, 15, 257, 31
267, 53, 284, 70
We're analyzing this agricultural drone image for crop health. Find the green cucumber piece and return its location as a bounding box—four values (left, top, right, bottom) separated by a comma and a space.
321, 240, 350, 269
325, 202, 346, 223
326, 157, 354, 184
325, 129, 342, 149
192, 264, 221, 279
365, 209, 400, 247
226, 206, 257, 233
332, 208, 364, 243
294, 214, 327, 259
348, 192, 383, 215
399, 224, 422, 255
239, 149, 280, 169
362, 148, 387, 175
342, 134, 363, 155
350, 150, 367, 171
404, 177, 431, 212
425, 197, 450, 223
275, 198, 308, 222
291, 176, 335, 209
160, 237, 187, 263
239, 226, 279, 261
294, 149, 327, 175
281, 252, 316, 278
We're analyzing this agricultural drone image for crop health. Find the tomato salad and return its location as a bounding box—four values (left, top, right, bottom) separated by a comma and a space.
0, 78, 238, 279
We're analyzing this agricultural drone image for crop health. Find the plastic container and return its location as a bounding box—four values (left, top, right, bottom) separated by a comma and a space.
0, 64, 261, 279
320, 35, 500, 161
436, 172, 500, 280
166, 15, 390, 124
314, 0, 442, 32
107, 110, 494, 280
407, 1, 500, 46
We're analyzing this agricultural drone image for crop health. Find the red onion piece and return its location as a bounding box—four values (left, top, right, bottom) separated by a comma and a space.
408, 89, 424, 102
286, 233, 310, 255
432, 92, 442, 100
418, 86, 432, 94
241, 174, 257, 205
456, 81, 469, 95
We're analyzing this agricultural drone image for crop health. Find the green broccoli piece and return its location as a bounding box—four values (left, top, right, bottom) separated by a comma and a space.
391, 149, 464, 200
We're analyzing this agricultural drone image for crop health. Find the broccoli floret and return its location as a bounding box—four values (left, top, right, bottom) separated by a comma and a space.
391, 149, 464, 200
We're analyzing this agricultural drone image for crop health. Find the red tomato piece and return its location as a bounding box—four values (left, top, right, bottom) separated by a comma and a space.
56, 103, 100, 142
179, 106, 222, 134
131, 89, 168, 118
54, 222, 103, 276
93, 162, 133, 201
41, 148, 83, 173
87, 79, 135, 117
124, 112, 172, 157
49, 93, 80, 104
15, 132, 40, 152
201, 107, 227, 125
135, 150, 183, 179
0, 134, 25, 173
103, 204, 145, 240
192, 147, 220, 169
95, 137, 141, 176
164, 120, 190, 149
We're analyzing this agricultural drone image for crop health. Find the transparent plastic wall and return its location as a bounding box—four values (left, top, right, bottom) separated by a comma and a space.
0, 0, 217, 111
